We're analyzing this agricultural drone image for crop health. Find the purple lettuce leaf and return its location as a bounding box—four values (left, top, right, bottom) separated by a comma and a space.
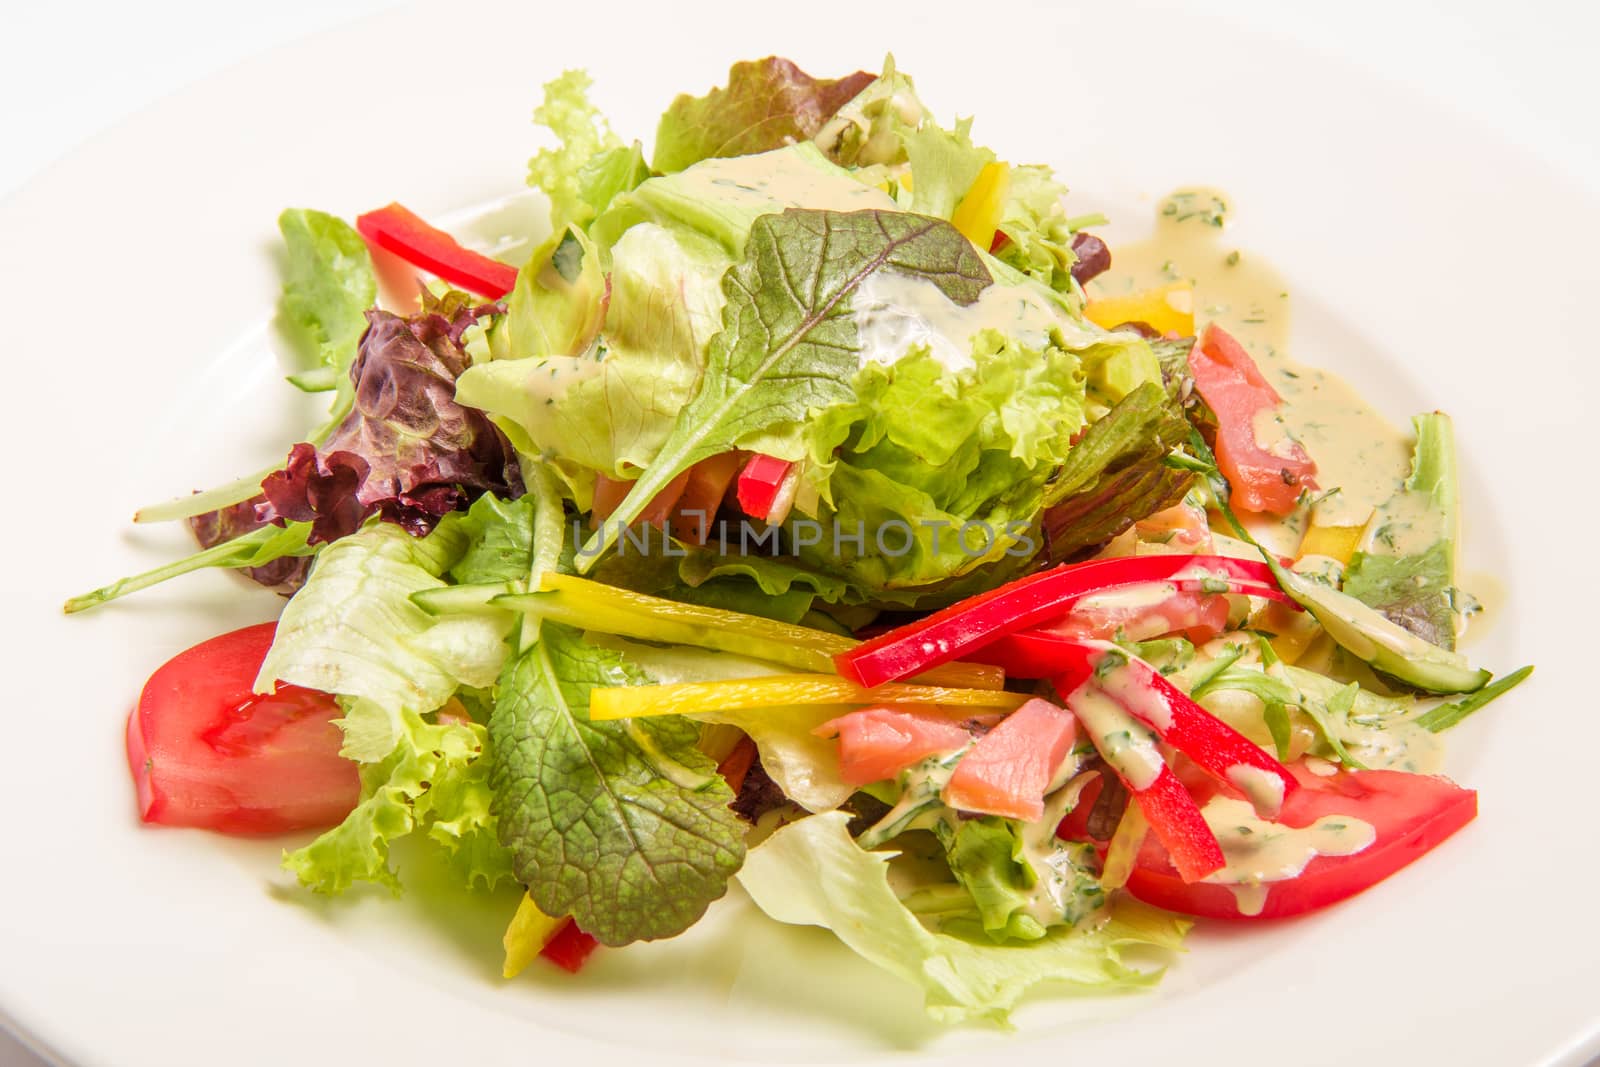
191, 295, 524, 585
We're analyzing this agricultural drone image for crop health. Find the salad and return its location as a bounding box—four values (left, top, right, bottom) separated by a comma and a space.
70, 56, 1531, 1024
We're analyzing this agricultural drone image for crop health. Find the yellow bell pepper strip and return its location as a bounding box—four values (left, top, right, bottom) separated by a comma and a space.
502, 893, 566, 978
950, 161, 1010, 250
1084, 281, 1195, 337
588, 674, 1028, 722
494, 573, 1003, 690
836, 554, 1293, 689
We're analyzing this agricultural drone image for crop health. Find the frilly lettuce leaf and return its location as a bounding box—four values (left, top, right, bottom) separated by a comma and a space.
527, 70, 647, 230
736, 812, 1189, 1024
652, 57, 874, 174
901, 118, 994, 221
256, 522, 512, 714
282, 696, 512, 894
793, 331, 1083, 598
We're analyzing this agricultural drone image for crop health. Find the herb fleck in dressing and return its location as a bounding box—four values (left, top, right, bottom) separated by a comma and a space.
1200, 796, 1377, 916
1095, 188, 1414, 530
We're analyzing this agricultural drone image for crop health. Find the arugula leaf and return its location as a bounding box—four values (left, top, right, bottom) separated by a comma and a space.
487, 625, 746, 945
579, 208, 991, 567
653, 57, 874, 174
1039, 381, 1194, 560
63, 519, 316, 613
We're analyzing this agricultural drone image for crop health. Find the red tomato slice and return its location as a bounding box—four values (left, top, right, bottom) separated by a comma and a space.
1188, 323, 1318, 515
1124, 761, 1476, 919
127, 622, 359, 834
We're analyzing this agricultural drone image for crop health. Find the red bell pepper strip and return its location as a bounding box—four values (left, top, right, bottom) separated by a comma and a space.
540, 919, 600, 973
355, 202, 519, 299
1188, 323, 1318, 515
836, 554, 1293, 688
736, 454, 793, 520
1051, 638, 1297, 818
1058, 673, 1225, 882
1126, 761, 1227, 883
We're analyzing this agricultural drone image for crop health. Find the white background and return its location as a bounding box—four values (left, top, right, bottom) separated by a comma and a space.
2, 1, 1595, 1064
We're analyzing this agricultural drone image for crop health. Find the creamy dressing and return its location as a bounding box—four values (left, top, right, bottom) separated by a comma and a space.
1066, 684, 1166, 790
851, 269, 1063, 370
664, 146, 897, 216
1200, 796, 1377, 916
1094, 188, 1414, 530
1226, 765, 1287, 818
1095, 656, 1177, 732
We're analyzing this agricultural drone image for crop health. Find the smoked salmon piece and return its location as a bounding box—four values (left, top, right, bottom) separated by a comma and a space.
815, 706, 974, 787
942, 697, 1077, 821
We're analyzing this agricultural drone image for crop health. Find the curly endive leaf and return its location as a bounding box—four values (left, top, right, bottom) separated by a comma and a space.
488, 625, 746, 945
579, 207, 991, 567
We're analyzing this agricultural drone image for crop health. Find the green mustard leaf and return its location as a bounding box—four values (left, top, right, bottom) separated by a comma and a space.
578, 207, 992, 567
487, 625, 746, 945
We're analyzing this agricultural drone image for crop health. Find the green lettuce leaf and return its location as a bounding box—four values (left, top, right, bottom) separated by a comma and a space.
791, 331, 1083, 598
900, 119, 993, 220
277, 207, 376, 387
460, 220, 733, 500
256, 523, 513, 714
486, 225, 609, 363
736, 812, 1189, 1024
942, 817, 1105, 942
487, 625, 746, 945
579, 207, 992, 566
653, 57, 874, 174
1344, 413, 1460, 649
527, 70, 646, 230
283, 697, 512, 894
1040, 381, 1194, 560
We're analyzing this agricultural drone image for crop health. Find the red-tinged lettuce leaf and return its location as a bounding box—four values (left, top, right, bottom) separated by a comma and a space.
191, 294, 523, 584
1040, 382, 1194, 561
264, 297, 523, 542
652, 57, 875, 174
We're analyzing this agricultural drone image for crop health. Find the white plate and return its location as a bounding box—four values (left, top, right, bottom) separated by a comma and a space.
3, 2, 1598, 1065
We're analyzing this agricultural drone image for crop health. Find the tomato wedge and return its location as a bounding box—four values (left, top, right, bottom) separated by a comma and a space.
127, 622, 358, 834
1188, 323, 1318, 515
1124, 761, 1477, 919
